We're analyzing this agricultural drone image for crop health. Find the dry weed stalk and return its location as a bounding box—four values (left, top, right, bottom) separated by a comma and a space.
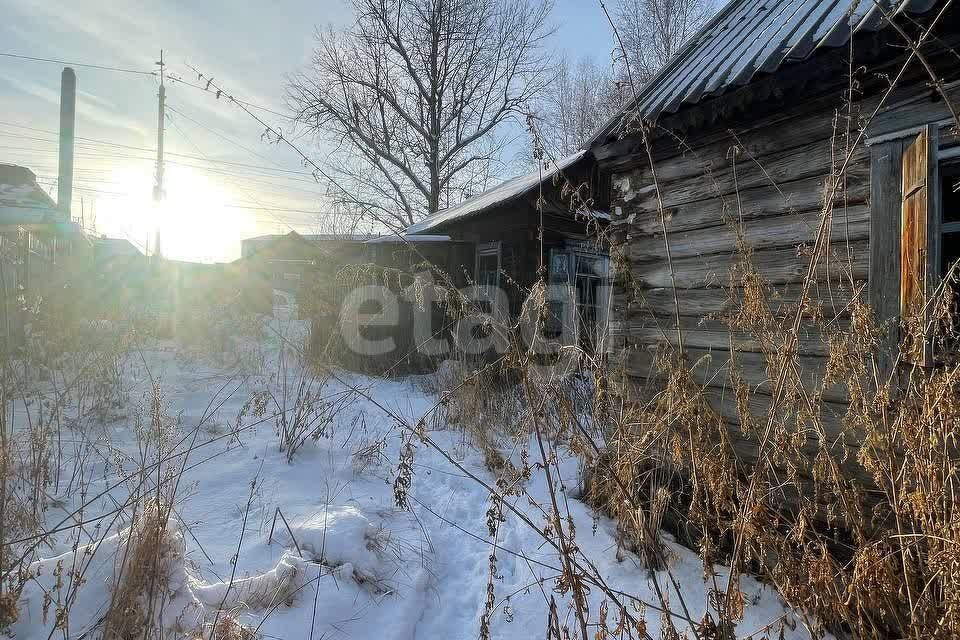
102, 499, 182, 640
194, 615, 260, 640
591, 231, 960, 638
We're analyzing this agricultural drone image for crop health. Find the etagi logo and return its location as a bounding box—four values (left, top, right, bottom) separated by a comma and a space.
337, 273, 611, 359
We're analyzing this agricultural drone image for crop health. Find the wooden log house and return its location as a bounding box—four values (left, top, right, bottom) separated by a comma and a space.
346, 150, 611, 369
588, 0, 960, 457
401, 150, 610, 334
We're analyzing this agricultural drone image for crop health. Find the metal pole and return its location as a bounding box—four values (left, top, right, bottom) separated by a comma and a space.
152, 51, 165, 260
153, 50, 165, 203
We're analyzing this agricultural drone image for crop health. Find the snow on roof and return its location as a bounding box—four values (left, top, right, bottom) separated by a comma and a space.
0, 170, 67, 227
364, 234, 451, 244
96, 237, 143, 256
0, 205, 61, 226
405, 150, 588, 235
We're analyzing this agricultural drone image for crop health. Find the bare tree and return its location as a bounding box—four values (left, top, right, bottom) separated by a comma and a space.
536, 55, 628, 157
287, 0, 554, 230
615, 0, 713, 84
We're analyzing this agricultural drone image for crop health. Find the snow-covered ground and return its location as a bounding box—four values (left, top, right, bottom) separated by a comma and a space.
5, 301, 824, 639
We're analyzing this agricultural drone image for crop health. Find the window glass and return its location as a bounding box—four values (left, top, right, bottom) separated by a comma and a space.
942, 232, 960, 280
477, 252, 499, 290
943, 166, 960, 223
549, 251, 570, 284
575, 254, 609, 277
940, 167, 960, 355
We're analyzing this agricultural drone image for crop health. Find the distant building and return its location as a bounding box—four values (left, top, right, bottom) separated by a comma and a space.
397, 150, 610, 351
94, 236, 142, 259
237, 232, 373, 313
0, 163, 87, 347
310, 152, 610, 372
0, 163, 84, 245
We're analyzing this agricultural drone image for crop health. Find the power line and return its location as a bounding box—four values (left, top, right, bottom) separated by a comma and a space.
0, 52, 156, 76
0, 123, 317, 176
165, 103, 289, 169
164, 113, 324, 233
220, 204, 351, 215
34, 175, 350, 217
164, 74, 291, 119
4, 153, 328, 196
183, 62, 403, 235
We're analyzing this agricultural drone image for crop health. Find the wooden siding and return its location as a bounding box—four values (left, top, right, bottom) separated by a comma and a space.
603, 81, 878, 453
600, 37, 960, 486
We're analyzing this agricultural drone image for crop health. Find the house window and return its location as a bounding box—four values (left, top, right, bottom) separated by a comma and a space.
546, 249, 572, 339
593, 167, 612, 212
897, 125, 960, 363
476, 242, 500, 293
574, 252, 610, 352
545, 245, 610, 349
940, 162, 960, 277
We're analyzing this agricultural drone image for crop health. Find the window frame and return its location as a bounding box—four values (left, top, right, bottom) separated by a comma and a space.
871, 124, 960, 367
545, 243, 611, 351
475, 241, 501, 293
936, 149, 960, 274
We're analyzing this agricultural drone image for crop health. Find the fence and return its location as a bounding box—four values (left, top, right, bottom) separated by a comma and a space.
0, 227, 61, 354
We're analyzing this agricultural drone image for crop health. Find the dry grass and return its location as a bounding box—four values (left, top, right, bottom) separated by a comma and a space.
587, 238, 960, 637
433, 358, 527, 468
194, 616, 260, 640
102, 500, 182, 640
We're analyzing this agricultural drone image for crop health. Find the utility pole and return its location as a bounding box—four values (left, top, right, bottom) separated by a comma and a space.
152, 50, 165, 258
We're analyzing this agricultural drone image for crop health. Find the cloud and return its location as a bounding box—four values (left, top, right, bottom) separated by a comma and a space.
0, 72, 152, 139
0, 0, 374, 259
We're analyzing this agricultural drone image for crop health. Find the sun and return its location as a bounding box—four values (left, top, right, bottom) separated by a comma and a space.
93, 165, 257, 263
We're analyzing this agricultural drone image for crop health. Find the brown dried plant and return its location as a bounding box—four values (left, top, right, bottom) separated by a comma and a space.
590, 231, 960, 638
102, 499, 182, 640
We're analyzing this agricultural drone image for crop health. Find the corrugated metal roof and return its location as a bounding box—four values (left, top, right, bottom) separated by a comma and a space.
592, 0, 940, 143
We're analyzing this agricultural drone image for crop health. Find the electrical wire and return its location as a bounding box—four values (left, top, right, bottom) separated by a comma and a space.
0, 123, 316, 176
164, 74, 291, 119
0, 66, 348, 239
164, 103, 293, 169
0, 52, 156, 76
164, 114, 349, 231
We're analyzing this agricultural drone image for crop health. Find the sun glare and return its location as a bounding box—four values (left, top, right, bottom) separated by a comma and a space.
94, 165, 257, 263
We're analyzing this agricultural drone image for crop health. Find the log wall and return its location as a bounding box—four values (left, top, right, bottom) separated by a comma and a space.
601, 65, 960, 462
601, 78, 882, 458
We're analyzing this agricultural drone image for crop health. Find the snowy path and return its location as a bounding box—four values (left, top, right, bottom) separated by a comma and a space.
8, 311, 824, 640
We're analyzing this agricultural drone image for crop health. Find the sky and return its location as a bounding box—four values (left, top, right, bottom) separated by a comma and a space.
0, 0, 615, 263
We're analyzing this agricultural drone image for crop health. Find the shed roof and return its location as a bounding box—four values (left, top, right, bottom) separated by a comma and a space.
240, 231, 375, 258
590, 0, 940, 144
0, 163, 72, 227
364, 234, 452, 244
405, 150, 589, 235
96, 237, 143, 257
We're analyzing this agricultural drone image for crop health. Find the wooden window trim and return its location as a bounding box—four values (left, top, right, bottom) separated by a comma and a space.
870, 125, 959, 368
881, 125, 960, 366
475, 241, 500, 290
898, 125, 940, 365
869, 138, 904, 356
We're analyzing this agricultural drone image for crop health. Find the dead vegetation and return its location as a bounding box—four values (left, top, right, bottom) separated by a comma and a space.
2, 8, 958, 640
102, 500, 182, 640
584, 249, 960, 638
0, 284, 278, 638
